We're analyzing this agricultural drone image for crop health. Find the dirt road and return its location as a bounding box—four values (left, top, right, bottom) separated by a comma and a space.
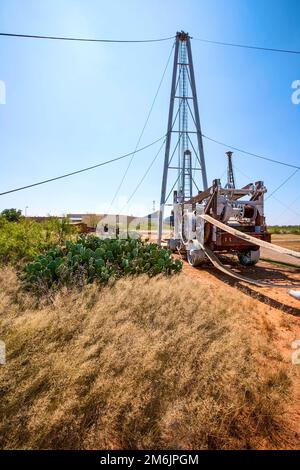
261, 247, 300, 267
261, 233, 300, 267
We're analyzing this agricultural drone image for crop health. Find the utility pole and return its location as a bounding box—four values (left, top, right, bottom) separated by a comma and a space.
158, 31, 208, 245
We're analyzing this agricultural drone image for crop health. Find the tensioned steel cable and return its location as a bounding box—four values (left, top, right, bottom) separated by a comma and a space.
234, 162, 300, 218
277, 191, 300, 219
2, 32, 299, 53
121, 137, 166, 210
108, 41, 175, 210
202, 134, 300, 170
269, 194, 300, 218
0, 32, 174, 43
265, 168, 300, 201
0, 134, 166, 196
204, 135, 300, 216
193, 37, 300, 55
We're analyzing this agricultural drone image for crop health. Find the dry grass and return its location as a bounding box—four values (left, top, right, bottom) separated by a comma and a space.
0, 267, 295, 449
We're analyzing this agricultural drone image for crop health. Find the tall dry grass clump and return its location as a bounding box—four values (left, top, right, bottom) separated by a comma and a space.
0, 267, 293, 449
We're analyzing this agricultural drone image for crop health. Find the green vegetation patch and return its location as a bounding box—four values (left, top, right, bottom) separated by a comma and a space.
268, 225, 300, 234
0, 217, 76, 264
22, 236, 182, 292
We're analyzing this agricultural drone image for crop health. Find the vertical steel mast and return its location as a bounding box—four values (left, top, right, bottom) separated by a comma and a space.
225, 151, 236, 189
158, 31, 208, 244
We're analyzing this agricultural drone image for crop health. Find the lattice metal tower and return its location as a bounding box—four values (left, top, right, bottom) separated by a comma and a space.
225, 151, 235, 189
158, 31, 208, 244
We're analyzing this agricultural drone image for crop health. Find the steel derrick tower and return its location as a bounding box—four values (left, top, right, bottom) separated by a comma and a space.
158, 31, 208, 244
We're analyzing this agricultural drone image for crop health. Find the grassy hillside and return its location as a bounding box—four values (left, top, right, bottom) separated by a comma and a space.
0, 268, 295, 450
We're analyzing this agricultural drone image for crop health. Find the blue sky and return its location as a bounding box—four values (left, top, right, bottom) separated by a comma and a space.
0, 0, 299, 224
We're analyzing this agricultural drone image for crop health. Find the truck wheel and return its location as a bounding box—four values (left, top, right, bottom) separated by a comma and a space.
238, 249, 260, 266
187, 249, 206, 267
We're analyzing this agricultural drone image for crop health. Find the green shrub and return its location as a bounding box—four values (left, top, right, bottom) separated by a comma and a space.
22, 236, 182, 292
1, 208, 23, 222
268, 225, 300, 235
0, 217, 77, 264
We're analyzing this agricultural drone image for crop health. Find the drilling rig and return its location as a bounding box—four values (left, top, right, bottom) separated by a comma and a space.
158, 32, 300, 283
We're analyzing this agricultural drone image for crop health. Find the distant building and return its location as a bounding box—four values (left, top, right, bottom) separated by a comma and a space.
67, 214, 86, 223
67, 213, 138, 228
